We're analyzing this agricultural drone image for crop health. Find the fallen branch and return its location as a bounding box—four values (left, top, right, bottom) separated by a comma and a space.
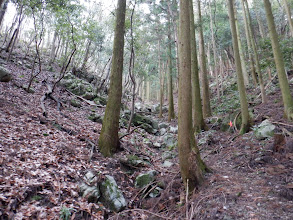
88, 139, 98, 161
282, 127, 293, 137
233, 111, 241, 132
119, 127, 140, 140
272, 121, 293, 128
40, 84, 62, 117
65, 89, 105, 108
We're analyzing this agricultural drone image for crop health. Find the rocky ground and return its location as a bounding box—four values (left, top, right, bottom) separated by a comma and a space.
0, 48, 293, 219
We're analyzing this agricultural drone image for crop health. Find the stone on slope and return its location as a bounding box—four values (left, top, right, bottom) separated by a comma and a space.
254, 119, 276, 140
100, 175, 127, 212
0, 66, 12, 82
79, 171, 100, 203
135, 170, 157, 188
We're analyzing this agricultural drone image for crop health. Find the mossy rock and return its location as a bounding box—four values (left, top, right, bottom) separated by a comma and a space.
61, 73, 94, 96
70, 99, 81, 108
100, 175, 127, 212
141, 123, 156, 134
88, 113, 103, 123
120, 154, 150, 168
135, 170, 157, 188
254, 119, 276, 140
133, 113, 158, 129
83, 92, 96, 101
94, 96, 107, 106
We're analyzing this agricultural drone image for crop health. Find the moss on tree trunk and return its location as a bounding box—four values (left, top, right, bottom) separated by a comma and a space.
263, 0, 293, 120
98, 0, 126, 157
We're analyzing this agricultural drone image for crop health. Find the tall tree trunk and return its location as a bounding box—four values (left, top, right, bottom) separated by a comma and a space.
190, 0, 207, 132
49, 31, 57, 65
244, 0, 267, 103
253, 0, 266, 38
283, 0, 293, 37
0, 0, 7, 27
167, 0, 180, 83
235, 9, 249, 86
81, 40, 92, 69
178, 0, 207, 192
167, 25, 175, 121
241, 0, 258, 86
158, 40, 164, 118
197, 0, 212, 118
127, 2, 136, 134
263, 0, 293, 119
146, 80, 150, 101
98, 0, 126, 157
209, 0, 220, 99
228, 0, 251, 134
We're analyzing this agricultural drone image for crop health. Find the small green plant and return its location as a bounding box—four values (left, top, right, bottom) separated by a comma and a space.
60, 206, 76, 220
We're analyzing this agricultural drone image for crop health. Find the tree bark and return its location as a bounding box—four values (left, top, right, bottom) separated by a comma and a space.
235, 8, 249, 86
240, 0, 258, 86
283, 0, 293, 37
0, 0, 7, 27
263, 0, 293, 119
209, 0, 220, 99
158, 40, 164, 118
167, 23, 175, 121
178, 0, 206, 192
228, 0, 251, 134
81, 40, 92, 69
190, 0, 207, 132
49, 31, 57, 65
197, 0, 212, 118
98, 0, 126, 157
244, 0, 267, 103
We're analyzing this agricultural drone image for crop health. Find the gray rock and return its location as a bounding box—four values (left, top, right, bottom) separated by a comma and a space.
169, 126, 178, 134
135, 170, 157, 188
149, 187, 163, 198
161, 151, 174, 160
153, 142, 162, 148
198, 130, 216, 146
160, 128, 167, 135
162, 160, 173, 167
151, 104, 160, 113
143, 139, 153, 147
120, 155, 150, 168
254, 119, 276, 140
100, 175, 127, 212
158, 123, 169, 129
0, 66, 11, 82
79, 171, 100, 202
135, 102, 143, 111
79, 183, 100, 202
163, 134, 177, 148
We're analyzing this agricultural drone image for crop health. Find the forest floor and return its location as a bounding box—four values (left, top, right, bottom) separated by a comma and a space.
1, 52, 293, 219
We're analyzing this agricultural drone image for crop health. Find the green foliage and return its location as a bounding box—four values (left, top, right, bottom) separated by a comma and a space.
59, 206, 76, 220
258, 37, 293, 71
